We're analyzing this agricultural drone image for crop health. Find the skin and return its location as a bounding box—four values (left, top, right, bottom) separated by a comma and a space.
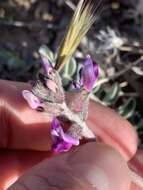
0, 79, 142, 190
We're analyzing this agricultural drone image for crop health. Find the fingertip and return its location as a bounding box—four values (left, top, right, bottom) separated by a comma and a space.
88, 101, 138, 161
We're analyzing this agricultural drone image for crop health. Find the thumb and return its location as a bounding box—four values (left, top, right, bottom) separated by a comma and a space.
8, 143, 131, 190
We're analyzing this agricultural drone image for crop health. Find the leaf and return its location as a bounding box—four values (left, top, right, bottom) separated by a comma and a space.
62, 77, 71, 88
39, 45, 55, 66
96, 88, 106, 101
132, 66, 143, 76
92, 84, 102, 94
0, 48, 25, 70
103, 83, 120, 105
62, 57, 77, 79
129, 112, 143, 130
118, 98, 136, 119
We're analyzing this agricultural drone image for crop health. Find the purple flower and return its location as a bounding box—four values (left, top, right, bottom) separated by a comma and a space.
39, 46, 53, 75
81, 55, 99, 92
69, 81, 81, 91
51, 118, 79, 153
40, 55, 52, 75
22, 90, 43, 109
69, 55, 99, 92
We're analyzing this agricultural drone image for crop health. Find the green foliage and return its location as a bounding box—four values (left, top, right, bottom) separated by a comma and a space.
39, 45, 56, 66
62, 77, 71, 87
93, 84, 137, 119
118, 98, 136, 119
61, 57, 77, 87
0, 48, 39, 81
93, 83, 120, 106
62, 57, 77, 79
103, 83, 120, 105
0, 48, 25, 70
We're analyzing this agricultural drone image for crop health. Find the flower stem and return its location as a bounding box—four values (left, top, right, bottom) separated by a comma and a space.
60, 102, 95, 139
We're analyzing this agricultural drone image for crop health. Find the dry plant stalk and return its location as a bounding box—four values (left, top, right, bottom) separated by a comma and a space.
56, 0, 103, 71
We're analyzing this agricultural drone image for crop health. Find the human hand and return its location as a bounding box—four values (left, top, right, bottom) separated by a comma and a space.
0, 80, 141, 190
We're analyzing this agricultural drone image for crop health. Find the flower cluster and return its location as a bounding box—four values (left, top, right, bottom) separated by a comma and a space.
22, 52, 99, 153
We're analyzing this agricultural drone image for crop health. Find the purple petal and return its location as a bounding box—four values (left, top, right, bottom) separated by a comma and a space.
60, 129, 79, 146
82, 55, 99, 92
40, 55, 52, 74
53, 141, 72, 153
93, 61, 99, 81
51, 118, 79, 153
22, 90, 42, 109
51, 118, 79, 145
51, 130, 59, 137
69, 81, 81, 91
51, 117, 61, 130
51, 118, 63, 143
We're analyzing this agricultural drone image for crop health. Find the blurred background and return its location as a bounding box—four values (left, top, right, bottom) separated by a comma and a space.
0, 0, 143, 146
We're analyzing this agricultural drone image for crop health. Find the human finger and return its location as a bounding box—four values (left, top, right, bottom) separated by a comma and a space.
8, 143, 131, 190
